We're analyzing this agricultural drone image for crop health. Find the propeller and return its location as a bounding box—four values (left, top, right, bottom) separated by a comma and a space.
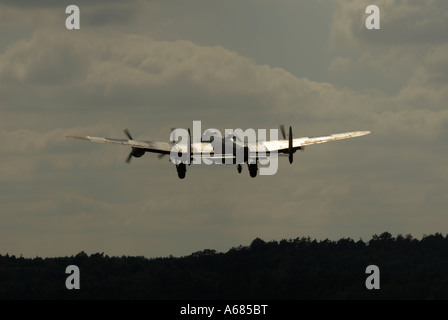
288, 126, 293, 164
124, 129, 134, 163
188, 128, 192, 165
124, 129, 145, 163
280, 124, 287, 140
279, 125, 293, 164
124, 128, 133, 140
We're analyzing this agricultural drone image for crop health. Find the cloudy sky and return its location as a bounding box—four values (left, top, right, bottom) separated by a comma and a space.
1, 0, 448, 258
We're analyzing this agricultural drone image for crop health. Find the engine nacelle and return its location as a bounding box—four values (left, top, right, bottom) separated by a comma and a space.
132, 148, 145, 158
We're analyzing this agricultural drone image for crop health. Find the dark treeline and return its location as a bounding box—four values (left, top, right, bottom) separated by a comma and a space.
2, 232, 448, 299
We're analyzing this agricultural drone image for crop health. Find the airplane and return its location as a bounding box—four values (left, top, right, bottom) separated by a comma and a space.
66, 126, 371, 179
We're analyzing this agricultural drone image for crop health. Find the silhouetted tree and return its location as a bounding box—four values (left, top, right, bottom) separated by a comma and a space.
2, 232, 448, 299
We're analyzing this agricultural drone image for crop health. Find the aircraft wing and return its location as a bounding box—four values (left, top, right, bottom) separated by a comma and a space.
261, 131, 372, 152
67, 130, 372, 155
66, 135, 175, 154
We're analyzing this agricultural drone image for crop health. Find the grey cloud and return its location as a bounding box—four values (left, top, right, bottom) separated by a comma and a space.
0, 30, 325, 125
0, 0, 128, 8
0, 1, 157, 32
0, 14, 376, 131
0, 31, 90, 85
332, 0, 448, 48
329, 0, 448, 94
1, 29, 446, 154
2, 1, 448, 259
412, 44, 448, 86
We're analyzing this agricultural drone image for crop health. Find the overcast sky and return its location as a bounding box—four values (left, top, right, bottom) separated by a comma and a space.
1, 0, 448, 258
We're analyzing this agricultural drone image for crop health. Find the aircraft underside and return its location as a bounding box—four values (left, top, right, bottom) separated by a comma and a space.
175, 161, 260, 179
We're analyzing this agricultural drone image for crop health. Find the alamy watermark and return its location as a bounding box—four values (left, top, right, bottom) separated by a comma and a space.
168, 121, 278, 176
365, 265, 380, 290
65, 265, 80, 290
365, 5, 380, 30
65, 4, 380, 31
64, 264, 380, 292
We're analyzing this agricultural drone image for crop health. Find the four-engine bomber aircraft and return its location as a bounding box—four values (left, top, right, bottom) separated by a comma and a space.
66, 126, 371, 179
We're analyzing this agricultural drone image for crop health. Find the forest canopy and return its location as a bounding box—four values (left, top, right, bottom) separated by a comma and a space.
1, 232, 448, 299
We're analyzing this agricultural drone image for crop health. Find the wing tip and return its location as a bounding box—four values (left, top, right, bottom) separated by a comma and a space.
350, 131, 372, 137
353, 131, 373, 138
